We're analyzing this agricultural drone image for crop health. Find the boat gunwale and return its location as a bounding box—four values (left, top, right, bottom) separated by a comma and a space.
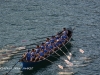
22, 28, 73, 63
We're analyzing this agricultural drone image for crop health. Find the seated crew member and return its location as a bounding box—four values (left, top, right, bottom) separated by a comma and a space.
39, 49, 44, 60
44, 44, 52, 55
21, 53, 27, 61
40, 43, 45, 50
35, 45, 41, 53
34, 53, 40, 62
30, 49, 36, 61
55, 39, 62, 47
58, 38, 63, 47
61, 34, 68, 43
47, 43, 54, 54
25, 50, 31, 62
45, 38, 51, 50
50, 36, 56, 43
43, 48, 48, 57
46, 38, 50, 41
55, 33, 60, 40
45, 38, 50, 45
52, 42, 58, 51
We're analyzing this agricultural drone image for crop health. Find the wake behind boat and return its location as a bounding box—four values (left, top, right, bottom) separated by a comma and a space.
20, 27, 73, 71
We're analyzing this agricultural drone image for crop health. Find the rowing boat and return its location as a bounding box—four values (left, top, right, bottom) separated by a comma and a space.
21, 27, 73, 71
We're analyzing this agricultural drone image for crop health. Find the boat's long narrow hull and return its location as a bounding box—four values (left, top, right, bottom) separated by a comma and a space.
21, 27, 73, 71
21, 43, 71, 71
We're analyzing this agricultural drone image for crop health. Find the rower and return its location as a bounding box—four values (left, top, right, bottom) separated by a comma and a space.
39, 49, 44, 60
45, 38, 51, 50
54, 38, 62, 48
61, 34, 68, 43
26, 50, 31, 62
55, 33, 60, 40
35, 45, 41, 53
47, 43, 53, 53
43, 49, 48, 57
21, 53, 27, 61
51, 42, 58, 51
30, 49, 36, 61
34, 53, 40, 62
40, 43, 45, 50
50, 36, 55, 43
46, 38, 50, 41
45, 38, 50, 45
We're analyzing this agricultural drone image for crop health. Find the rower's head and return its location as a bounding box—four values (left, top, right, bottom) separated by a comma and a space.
63, 28, 66, 31
36, 45, 39, 48
51, 36, 55, 38
41, 43, 45, 45
46, 38, 50, 41
27, 49, 30, 52
32, 49, 35, 52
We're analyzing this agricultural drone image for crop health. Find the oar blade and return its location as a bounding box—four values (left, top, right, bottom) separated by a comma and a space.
69, 62, 73, 66
64, 60, 73, 66
79, 49, 84, 54
67, 56, 71, 60
58, 65, 63, 69
64, 60, 70, 64
69, 53, 72, 56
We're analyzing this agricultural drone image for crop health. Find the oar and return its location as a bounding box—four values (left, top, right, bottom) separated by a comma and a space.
53, 51, 61, 57
5, 58, 21, 75
43, 57, 64, 69
51, 55, 73, 66
57, 46, 71, 60
50, 55, 73, 69
62, 43, 72, 56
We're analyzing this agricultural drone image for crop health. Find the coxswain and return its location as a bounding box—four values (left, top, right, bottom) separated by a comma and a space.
62, 28, 68, 35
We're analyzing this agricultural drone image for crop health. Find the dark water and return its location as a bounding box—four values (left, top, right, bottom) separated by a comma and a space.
0, 0, 100, 75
